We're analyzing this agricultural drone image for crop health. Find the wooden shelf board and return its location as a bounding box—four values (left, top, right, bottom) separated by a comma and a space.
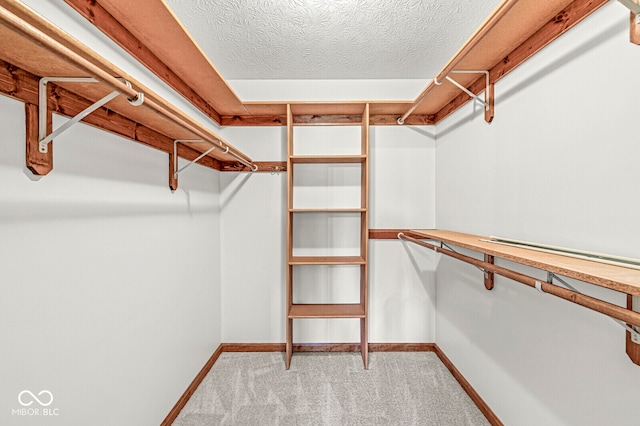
65, 0, 247, 116
289, 102, 368, 116
0, 2, 249, 165
289, 256, 366, 265
288, 304, 365, 319
290, 208, 366, 213
290, 155, 366, 164
410, 229, 640, 296
62, 0, 608, 126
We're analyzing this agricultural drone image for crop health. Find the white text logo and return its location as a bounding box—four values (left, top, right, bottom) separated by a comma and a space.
12, 390, 59, 417
18, 390, 53, 407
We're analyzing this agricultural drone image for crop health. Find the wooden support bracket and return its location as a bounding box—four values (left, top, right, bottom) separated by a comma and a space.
627, 294, 640, 365
631, 11, 640, 45
169, 152, 178, 191
25, 103, 53, 175
484, 254, 495, 290
484, 82, 495, 123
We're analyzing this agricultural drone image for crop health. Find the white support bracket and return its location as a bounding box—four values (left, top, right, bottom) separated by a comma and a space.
447, 70, 490, 110
173, 139, 221, 178
38, 77, 143, 154
448, 70, 494, 123
618, 0, 640, 14
547, 272, 640, 342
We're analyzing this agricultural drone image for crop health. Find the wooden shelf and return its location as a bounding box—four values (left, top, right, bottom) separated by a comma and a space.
67, 0, 610, 126
0, 1, 252, 175
288, 304, 366, 319
290, 208, 366, 213
405, 229, 640, 366
290, 155, 366, 164
289, 256, 366, 265
410, 230, 640, 296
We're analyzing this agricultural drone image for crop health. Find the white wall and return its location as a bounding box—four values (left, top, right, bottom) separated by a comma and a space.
218, 126, 287, 343
435, 3, 640, 425
1, 3, 226, 425
370, 125, 436, 343
0, 57, 222, 426
219, 122, 437, 344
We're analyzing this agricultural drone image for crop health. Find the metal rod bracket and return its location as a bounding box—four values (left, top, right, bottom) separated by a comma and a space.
173, 139, 213, 178
448, 70, 491, 110
447, 70, 494, 123
446, 75, 488, 109
548, 272, 640, 341
38, 77, 139, 153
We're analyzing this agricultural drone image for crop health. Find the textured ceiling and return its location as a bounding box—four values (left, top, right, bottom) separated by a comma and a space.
165, 0, 503, 80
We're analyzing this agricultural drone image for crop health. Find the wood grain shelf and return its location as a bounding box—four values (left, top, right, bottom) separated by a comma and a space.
289, 256, 366, 265
0, 1, 253, 179
289, 208, 366, 213
288, 304, 366, 319
402, 229, 640, 366
65, 0, 610, 126
290, 155, 366, 164
410, 230, 640, 296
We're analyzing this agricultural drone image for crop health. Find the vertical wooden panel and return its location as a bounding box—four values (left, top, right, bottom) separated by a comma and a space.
286, 316, 293, 369
360, 104, 369, 369
360, 316, 368, 369
360, 104, 370, 258
285, 104, 293, 369
631, 12, 640, 45
25, 103, 53, 175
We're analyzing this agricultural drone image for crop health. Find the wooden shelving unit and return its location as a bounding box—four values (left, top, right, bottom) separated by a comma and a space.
400, 229, 640, 365
407, 230, 640, 295
0, 0, 255, 182
65, 0, 613, 127
285, 104, 370, 369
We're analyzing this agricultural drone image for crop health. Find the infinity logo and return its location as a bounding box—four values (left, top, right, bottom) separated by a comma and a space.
18, 390, 53, 407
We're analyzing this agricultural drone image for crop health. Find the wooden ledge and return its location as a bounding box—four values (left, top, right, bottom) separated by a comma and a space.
64, 0, 608, 127
410, 230, 640, 296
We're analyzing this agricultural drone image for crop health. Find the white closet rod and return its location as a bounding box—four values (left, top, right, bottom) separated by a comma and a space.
398, 0, 518, 124
0, 2, 256, 170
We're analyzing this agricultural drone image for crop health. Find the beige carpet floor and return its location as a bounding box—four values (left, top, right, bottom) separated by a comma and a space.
173, 351, 490, 426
